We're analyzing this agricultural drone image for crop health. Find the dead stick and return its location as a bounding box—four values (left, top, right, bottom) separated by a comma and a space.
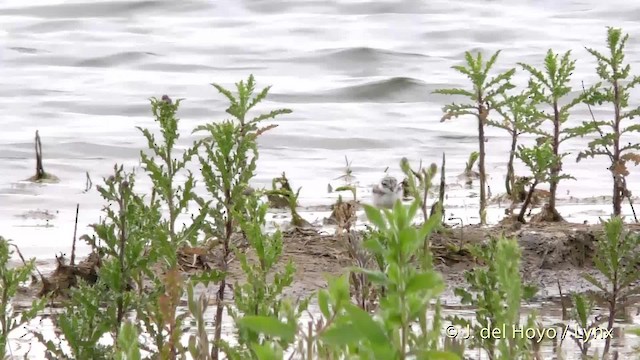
71, 204, 79, 266
10, 244, 45, 283
35, 130, 44, 179
556, 279, 567, 320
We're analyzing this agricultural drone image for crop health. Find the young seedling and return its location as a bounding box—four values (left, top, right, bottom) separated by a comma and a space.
489, 91, 545, 197
435, 51, 515, 224
194, 75, 291, 359
568, 27, 640, 218
515, 141, 571, 223
519, 50, 593, 221
432, 153, 446, 220
556, 293, 600, 357
581, 216, 640, 355
400, 157, 438, 225
334, 155, 355, 184
462, 151, 480, 186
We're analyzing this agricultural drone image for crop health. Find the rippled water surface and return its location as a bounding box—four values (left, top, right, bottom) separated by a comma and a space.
2, 0, 640, 358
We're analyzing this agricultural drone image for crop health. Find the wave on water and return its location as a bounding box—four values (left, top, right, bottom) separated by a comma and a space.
76, 51, 157, 68
283, 47, 429, 76
271, 76, 430, 103
0, 0, 193, 17
301, 47, 429, 63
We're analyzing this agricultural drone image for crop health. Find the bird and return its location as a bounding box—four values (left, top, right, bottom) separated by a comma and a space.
372, 175, 403, 209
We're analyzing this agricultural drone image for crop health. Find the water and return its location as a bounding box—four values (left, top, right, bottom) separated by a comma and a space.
2, 0, 640, 358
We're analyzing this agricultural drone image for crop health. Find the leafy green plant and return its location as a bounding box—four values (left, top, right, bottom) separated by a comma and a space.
451, 237, 538, 359
569, 27, 640, 218
115, 321, 142, 360
557, 293, 599, 357
0, 238, 46, 358
320, 200, 452, 358
37, 282, 113, 359
435, 51, 515, 224
400, 157, 438, 224
194, 75, 291, 359
36, 95, 210, 359
226, 195, 308, 358
519, 50, 592, 221
464, 151, 480, 182
138, 95, 207, 247
515, 141, 571, 223
581, 216, 640, 355
490, 91, 545, 197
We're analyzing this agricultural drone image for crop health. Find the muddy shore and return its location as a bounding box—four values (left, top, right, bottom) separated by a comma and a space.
14, 220, 637, 308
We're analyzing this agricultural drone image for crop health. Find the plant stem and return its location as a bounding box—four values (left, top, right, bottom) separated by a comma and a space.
612, 78, 622, 216
548, 100, 561, 218
71, 204, 79, 266
605, 273, 618, 354
478, 103, 488, 225
115, 192, 127, 340
518, 180, 539, 223
506, 133, 517, 197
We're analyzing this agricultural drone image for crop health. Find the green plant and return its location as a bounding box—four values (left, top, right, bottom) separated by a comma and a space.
39, 166, 165, 358
490, 91, 545, 197
569, 27, 640, 218
519, 50, 593, 221
557, 293, 599, 357
226, 195, 308, 358
194, 75, 291, 359
435, 51, 515, 224
400, 157, 438, 224
515, 141, 571, 223
0, 238, 46, 358
238, 198, 456, 359
138, 95, 207, 247
115, 321, 142, 360
581, 216, 640, 355
464, 151, 479, 178
451, 237, 538, 359
36, 95, 210, 359
321, 201, 452, 358
266, 173, 309, 228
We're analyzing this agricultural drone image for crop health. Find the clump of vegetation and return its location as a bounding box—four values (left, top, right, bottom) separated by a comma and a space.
266, 172, 311, 228
0, 238, 46, 358
519, 50, 592, 221
451, 236, 540, 359
570, 27, 640, 218
436, 51, 515, 224
246, 198, 453, 359
580, 216, 640, 355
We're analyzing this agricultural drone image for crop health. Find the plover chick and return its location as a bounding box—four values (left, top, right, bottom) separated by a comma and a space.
372, 175, 403, 209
